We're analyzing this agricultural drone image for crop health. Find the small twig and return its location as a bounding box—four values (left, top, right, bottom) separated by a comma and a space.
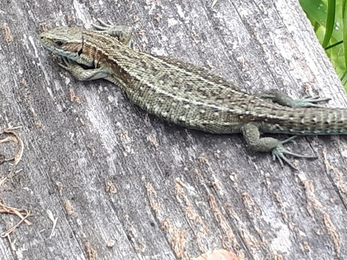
0, 202, 32, 226
1, 210, 31, 238
211, 0, 218, 7
46, 210, 58, 239
6, 234, 16, 251
1, 24, 13, 42
0, 126, 24, 165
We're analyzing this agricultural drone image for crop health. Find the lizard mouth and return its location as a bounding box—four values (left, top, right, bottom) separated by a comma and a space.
39, 27, 85, 61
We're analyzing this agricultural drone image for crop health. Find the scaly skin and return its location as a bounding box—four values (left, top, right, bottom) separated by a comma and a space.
39, 22, 347, 168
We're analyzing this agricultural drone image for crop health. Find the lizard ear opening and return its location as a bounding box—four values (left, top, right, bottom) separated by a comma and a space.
54, 40, 64, 47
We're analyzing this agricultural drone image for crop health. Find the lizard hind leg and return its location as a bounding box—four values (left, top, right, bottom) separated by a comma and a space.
241, 123, 317, 169
92, 19, 132, 46
258, 89, 331, 108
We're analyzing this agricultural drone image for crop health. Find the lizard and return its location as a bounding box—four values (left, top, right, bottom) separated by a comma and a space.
39, 20, 347, 169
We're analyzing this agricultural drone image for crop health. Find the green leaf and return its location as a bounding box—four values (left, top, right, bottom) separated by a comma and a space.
343, 0, 347, 69
300, 0, 327, 25
322, 0, 336, 47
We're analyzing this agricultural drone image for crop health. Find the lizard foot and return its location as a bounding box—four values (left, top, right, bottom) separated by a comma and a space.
58, 57, 109, 81
259, 90, 331, 108
291, 96, 331, 108
92, 19, 132, 45
272, 136, 317, 169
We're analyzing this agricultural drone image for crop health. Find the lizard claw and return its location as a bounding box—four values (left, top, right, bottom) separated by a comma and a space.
293, 96, 331, 108
58, 57, 83, 73
58, 56, 72, 70
92, 19, 132, 45
272, 139, 318, 169
92, 18, 113, 31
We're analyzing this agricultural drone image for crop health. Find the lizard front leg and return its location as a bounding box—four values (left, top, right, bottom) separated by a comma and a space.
58, 57, 110, 81
92, 19, 132, 46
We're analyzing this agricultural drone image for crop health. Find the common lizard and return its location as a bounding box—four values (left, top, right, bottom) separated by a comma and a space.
39, 21, 347, 168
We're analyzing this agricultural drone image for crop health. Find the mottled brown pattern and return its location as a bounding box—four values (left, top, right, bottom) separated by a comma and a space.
40, 27, 347, 135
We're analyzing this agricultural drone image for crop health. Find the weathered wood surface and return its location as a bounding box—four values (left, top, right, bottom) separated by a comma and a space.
0, 0, 346, 259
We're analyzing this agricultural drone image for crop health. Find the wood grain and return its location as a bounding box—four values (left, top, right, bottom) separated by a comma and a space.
0, 0, 346, 259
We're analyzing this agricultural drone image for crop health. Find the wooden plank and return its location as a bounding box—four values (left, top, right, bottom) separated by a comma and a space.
0, 0, 346, 259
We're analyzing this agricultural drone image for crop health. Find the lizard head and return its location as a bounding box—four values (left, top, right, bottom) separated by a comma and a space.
40, 27, 93, 67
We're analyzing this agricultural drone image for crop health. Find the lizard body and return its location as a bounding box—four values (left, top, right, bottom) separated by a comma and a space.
39, 22, 347, 168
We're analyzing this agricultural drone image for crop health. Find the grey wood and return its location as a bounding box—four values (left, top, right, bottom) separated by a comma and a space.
0, 0, 346, 259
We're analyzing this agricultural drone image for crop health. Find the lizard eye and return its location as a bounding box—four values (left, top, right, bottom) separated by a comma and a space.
55, 40, 64, 47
